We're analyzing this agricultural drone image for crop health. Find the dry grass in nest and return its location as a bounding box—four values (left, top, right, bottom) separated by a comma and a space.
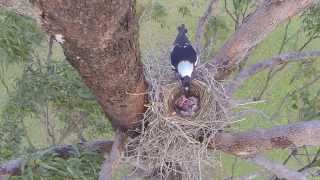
125, 48, 233, 179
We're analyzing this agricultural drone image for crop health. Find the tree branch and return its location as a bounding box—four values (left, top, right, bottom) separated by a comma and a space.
207, 0, 316, 79
99, 130, 127, 180
248, 155, 307, 180
213, 120, 320, 157
226, 51, 320, 95
3, 120, 320, 177
194, 0, 219, 55
224, 171, 269, 180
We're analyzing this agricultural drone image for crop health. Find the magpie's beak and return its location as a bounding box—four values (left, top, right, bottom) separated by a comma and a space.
183, 86, 190, 96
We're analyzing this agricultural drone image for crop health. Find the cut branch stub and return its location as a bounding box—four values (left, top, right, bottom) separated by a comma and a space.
34, 0, 147, 130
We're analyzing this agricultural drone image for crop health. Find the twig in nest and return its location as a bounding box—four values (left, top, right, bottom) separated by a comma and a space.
99, 130, 127, 180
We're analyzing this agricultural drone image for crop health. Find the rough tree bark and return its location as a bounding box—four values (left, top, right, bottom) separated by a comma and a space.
213, 120, 320, 157
32, 0, 147, 130
210, 0, 316, 79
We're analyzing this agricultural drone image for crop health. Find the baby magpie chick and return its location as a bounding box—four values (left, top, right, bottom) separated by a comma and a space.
170, 24, 198, 95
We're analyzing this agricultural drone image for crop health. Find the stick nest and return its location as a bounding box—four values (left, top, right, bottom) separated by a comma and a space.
125, 49, 232, 179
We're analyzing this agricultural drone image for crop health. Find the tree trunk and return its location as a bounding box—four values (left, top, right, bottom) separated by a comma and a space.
34, 0, 147, 130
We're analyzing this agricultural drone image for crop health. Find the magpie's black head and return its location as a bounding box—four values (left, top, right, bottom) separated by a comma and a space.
174, 24, 190, 46
178, 24, 187, 34
181, 76, 191, 93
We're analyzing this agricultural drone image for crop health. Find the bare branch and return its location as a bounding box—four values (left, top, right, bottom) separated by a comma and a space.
207, 0, 316, 79
253, 19, 292, 100
99, 130, 127, 180
224, 171, 269, 180
194, 0, 219, 54
213, 120, 320, 157
270, 74, 320, 120
226, 51, 320, 95
248, 155, 307, 180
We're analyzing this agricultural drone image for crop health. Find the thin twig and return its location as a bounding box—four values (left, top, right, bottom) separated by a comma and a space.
248, 155, 307, 180
253, 19, 292, 100
298, 148, 320, 172
226, 51, 320, 96
270, 74, 320, 121
194, 0, 219, 55
224, 0, 237, 26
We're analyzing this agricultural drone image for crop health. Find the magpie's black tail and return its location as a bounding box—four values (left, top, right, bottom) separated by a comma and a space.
174, 24, 190, 46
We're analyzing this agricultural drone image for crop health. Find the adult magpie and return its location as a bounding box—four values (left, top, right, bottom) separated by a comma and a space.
170, 24, 198, 94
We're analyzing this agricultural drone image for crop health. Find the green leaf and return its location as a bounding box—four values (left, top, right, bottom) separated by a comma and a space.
177, 6, 192, 17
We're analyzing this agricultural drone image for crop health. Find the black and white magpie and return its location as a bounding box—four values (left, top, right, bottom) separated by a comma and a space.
170, 24, 198, 94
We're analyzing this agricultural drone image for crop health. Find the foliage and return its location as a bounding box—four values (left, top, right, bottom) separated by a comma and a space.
1, 0, 320, 179
230, 0, 253, 17
302, 3, 320, 39
288, 61, 320, 121
0, 110, 26, 161
202, 16, 229, 58
150, 1, 167, 28
137, 0, 169, 28
0, 10, 44, 161
13, 149, 104, 180
1, 59, 113, 145
224, 0, 255, 29
0, 10, 113, 177
0, 10, 43, 66
177, 6, 192, 17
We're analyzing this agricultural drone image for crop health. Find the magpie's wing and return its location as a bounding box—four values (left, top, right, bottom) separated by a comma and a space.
170, 46, 181, 68
195, 56, 199, 67
170, 45, 197, 68
184, 45, 197, 64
